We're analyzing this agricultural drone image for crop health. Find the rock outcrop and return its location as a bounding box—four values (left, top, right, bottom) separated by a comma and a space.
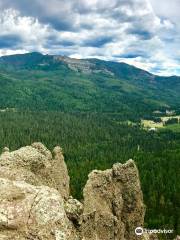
0, 143, 155, 240
81, 160, 145, 240
54, 56, 114, 75
0, 178, 77, 240
0, 143, 69, 200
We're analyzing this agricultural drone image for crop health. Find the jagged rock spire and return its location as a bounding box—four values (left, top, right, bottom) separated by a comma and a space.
0, 143, 155, 240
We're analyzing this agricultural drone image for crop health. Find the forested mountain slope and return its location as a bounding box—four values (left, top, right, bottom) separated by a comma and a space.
0, 52, 179, 118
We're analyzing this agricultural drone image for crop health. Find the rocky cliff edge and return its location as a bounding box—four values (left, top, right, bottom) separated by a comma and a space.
0, 143, 156, 240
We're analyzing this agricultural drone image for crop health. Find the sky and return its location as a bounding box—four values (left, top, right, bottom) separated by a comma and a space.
0, 0, 179, 76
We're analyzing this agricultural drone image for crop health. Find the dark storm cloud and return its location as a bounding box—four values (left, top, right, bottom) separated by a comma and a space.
0, 35, 22, 49
127, 29, 154, 40
83, 36, 114, 47
116, 52, 149, 58
45, 35, 75, 48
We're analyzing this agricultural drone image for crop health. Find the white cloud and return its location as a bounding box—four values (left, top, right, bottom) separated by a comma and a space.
0, 9, 53, 55
0, 49, 28, 57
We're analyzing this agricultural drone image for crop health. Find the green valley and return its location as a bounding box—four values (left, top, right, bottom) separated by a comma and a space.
0, 52, 179, 239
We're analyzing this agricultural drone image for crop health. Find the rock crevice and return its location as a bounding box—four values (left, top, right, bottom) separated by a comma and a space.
0, 143, 155, 240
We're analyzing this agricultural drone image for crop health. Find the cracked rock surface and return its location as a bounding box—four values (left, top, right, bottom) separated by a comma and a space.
0, 143, 70, 200
0, 178, 77, 239
0, 143, 156, 240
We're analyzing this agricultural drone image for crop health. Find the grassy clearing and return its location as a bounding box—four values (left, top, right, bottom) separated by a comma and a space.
141, 119, 164, 129
142, 115, 180, 130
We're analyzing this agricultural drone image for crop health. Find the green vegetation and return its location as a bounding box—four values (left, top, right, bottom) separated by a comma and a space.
0, 53, 180, 239
165, 118, 179, 125
0, 52, 179, 119
165, 124, 180, 132
0, 111, 179, 238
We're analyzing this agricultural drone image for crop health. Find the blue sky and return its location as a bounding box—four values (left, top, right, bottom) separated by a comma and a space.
0, 0, 179, 76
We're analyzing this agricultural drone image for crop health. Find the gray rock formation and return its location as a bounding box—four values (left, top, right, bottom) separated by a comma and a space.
81, 160, 145, 240
0, 142, 69, 200
54, 56, 114, 75
0, 178, 77, 240
0, 143, 156, 240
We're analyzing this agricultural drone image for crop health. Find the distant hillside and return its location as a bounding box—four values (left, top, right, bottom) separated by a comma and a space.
0, 52, 179, 118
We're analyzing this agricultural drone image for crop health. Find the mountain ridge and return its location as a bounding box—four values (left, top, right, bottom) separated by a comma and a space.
0, 51, 177, 77
0, 52, 179, 118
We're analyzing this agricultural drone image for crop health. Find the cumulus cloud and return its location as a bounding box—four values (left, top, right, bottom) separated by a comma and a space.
0, 0, 179, 76
0, 9, 52, 54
